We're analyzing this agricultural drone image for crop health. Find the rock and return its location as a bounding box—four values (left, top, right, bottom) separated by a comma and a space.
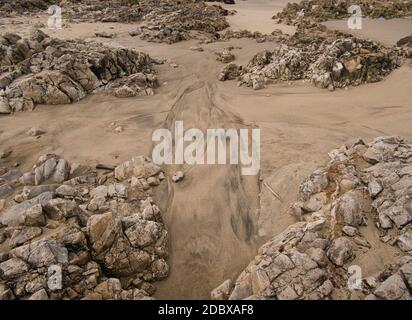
43, 198, 80, 220
53, 159, 70, 183
0, 192, 52, 226
172, 171, 184, 183
9, 227, 42, 248
95, 32, 116, 38
337, 191, 365, 227
0, 283, 14, 300
56, 185, 76, 197
216, 48, 235, 63
368, 178, 383, 198
211, 279, 234, 300
124, 219, 163, 248
0, 97, 11, 114
26, 127, 45, 137
28, 289, 49, 300
94, 278, 122, 299
0, 148, 12, 159
151, 258, 169, 280
0, 31, 160, 112
0, 169, 22, 181
397, 35, 412, 47
218, 63, 242, 81
21, 185, 60, 200
0, 258, 29, 279
342, 226, 358, 237
9, 238, 68, 268
107, 183, 127, 198
190, 46, 204, 52
114, 86, 135, 98
87, 212, 119, 254
327, 237, 353, 266
0, 183, 13, 198
396, 230, 412, 253
374, 273, 411, 300
400, 262, 412, 288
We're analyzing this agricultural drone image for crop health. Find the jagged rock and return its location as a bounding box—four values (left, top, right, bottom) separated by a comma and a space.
9, 238, 68, 267
9, 227, 42, 248
396, 230, 412, 253
0, 193, 52, 226
0, 258, 29, 279
26, 127, 45, 137
43, 199, 80, 220
28, 289, 49, 300
1, 30, 160, 112
374, 273, 411, 300
216, 47, 235, 63
0, 183, 13, 198
337, 190, 365, 227
218, 63, 242, 81
211, 279, 234, 300
235, 36, 399, 90
0, 154, 168, 300
275, 0, 412, 25
87, 212, 119, 255
327, 237, 353, 266
124, 219, 164, 248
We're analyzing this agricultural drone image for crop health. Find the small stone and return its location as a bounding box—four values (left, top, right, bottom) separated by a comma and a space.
172, 171, 184, 183
27, 127, 45, 137
342, 226, 358, 237
190, 46, 204, 52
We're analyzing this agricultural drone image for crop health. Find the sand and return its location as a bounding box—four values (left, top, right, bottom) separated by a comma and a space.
0, 0, 411, 299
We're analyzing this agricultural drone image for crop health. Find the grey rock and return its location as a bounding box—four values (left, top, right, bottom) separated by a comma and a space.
9, 227, 42, 248
327, 237, 353, 266
0, 258, 29, 279
374, 273, 411, 300
28, 289, 49, 300
337, 191, 365, 227
43, 198, 80, 220
0, 192, 52, 226
9, 238, 68, 268
27, 127, 45, 137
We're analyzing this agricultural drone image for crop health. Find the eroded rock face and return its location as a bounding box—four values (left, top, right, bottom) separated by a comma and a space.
0, 154, 168, 300
212, 136, 412, 300
0, 30, 159, 113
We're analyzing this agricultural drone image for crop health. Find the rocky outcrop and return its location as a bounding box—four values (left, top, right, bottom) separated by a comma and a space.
221, 31, 401, 90
274, 0, 412, 25
0, 30, 159, 113
0, 154, 168, 300
63, 0, 230, 44
212, 136, 412, 300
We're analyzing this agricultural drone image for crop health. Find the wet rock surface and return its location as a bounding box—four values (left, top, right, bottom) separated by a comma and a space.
212, 136, 412, 300
0, 29, 159, 113
0, 154, 168, 300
